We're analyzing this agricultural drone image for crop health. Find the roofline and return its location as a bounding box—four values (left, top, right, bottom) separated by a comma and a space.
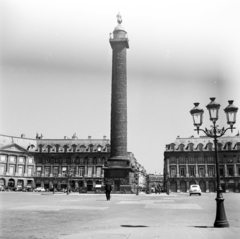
0, 134, 109, 141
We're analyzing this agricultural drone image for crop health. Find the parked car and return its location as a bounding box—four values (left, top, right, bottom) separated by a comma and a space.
24, 186, 33, 192
13, 186, 23, 191
0, 185, 5, 191
34, 187, 45, 192
189, 184, 201, 196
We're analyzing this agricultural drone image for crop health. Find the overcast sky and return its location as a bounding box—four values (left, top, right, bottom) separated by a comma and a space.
1, 0, 240, 173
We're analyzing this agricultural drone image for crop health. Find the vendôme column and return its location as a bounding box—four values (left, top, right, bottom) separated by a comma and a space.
104, 13, 132, 191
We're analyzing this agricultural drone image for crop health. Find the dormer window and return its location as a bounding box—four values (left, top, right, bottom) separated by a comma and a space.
227, 143, 232, 151
198, 144, 203, 151
179, 144, 184, 151
217, 143, 222, 151
189, 143, 194, 151
206, 143, 213, 151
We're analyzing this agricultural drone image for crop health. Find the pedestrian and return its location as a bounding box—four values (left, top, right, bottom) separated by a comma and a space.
105, 180, 112, 201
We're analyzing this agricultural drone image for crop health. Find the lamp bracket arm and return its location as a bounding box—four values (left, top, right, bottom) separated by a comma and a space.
216, 126, 236, 138
195, 128, 214, 138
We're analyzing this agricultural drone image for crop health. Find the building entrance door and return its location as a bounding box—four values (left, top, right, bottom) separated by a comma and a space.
180, 180, 186, 192
87, 180, 93, 191
209, 180, 215, 192
170, 181, 177, 192
199, 180, 206, 192
8, 179, 15, 188
228, 183, 235, 192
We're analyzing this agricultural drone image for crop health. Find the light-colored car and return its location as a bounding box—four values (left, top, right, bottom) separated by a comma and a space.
189, 184, 201, 196
34, 187, 45, 192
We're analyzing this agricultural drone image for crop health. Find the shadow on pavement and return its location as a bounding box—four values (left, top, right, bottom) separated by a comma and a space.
121, 225, 149, 228
189, 226, 214, 228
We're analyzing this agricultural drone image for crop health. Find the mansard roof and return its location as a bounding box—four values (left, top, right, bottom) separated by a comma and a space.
165, 135, 240, 152
0, 134, 110, 152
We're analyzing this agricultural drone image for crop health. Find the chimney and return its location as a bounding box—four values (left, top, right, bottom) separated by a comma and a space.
103, 136, 107, 140
88, 136, 91, 139
21, 134, 25, 138
64, 136, 67, 139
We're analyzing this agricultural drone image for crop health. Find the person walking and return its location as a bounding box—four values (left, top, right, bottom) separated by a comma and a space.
105, 180, 112, 201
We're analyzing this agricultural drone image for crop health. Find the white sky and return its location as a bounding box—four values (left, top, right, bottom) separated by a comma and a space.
1, 0, 240, 173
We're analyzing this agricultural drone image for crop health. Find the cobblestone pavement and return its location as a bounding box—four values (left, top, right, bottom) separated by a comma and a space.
0, 192, 240, 239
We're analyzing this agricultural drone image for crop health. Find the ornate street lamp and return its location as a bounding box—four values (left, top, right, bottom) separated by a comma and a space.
190, 97, 238, 228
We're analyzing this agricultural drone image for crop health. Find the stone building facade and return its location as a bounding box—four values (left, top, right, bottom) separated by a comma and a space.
164, 135, 240, 193
0, 134, 143, 192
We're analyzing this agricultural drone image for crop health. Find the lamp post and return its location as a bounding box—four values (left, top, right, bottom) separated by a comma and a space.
53, 173, 58, 194
65, 169, 75, 195
190, 97, 238, 228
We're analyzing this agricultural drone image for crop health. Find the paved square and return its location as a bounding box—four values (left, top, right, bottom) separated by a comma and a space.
0, 192, 240, 239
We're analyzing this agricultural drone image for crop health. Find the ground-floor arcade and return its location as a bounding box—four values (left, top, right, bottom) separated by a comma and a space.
168, 177, 240, 193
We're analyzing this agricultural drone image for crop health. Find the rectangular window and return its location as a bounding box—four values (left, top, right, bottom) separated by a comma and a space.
53, 167, 59, 175
238, 167, 240, 176
170, 157, 176, 164
198, 157, 204, 164
62, 159, 66, 163
79, 167, 84, 176
180, 167, 185, 176
170, 167, 176, 177
79, 158, 84, 164
0, 155, 6, 162
18, 166, 23, 175
208, 167, 214, 176
96, 167, 101, 177
179, 157, 185, 164
27, 167, 33, 176
88, 158, 93, 164
199, 167, 204, 177
62, 167, 67, 176
189, 157, 195, 164
9, 165, 15, 175
37, 167, 42, 176
28, 157, 33, 164
70, 166, 76, 175
18, 157, 24, 163
9, 156, 15, 163
97, 158, 102, 164
45, 167, 50, 176
87, 167, 93, 177
189, 167, 195, 176
0, 164, 6, 174
228, 168, 233, 176
208, 157, 214, 164
219, 168, 224, 176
